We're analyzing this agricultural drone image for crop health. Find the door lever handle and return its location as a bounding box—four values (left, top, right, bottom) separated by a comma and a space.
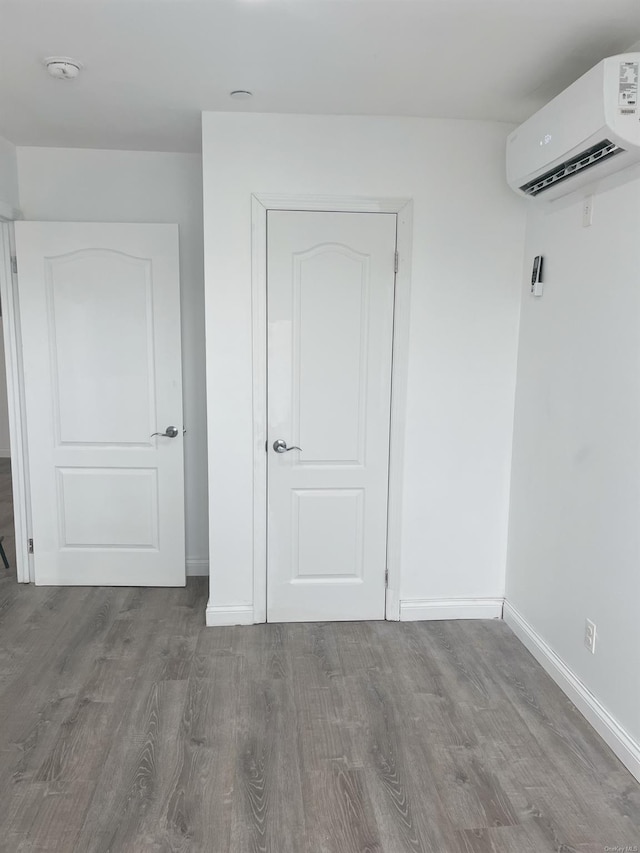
273, 439, 302, 453
151, 425, 179, 438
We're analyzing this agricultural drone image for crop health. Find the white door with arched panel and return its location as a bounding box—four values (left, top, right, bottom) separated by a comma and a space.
267, 210, 396, 622
15, 222, 185, 586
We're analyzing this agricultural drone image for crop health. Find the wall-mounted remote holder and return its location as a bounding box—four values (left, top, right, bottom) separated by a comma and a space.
531, 255, 544, 297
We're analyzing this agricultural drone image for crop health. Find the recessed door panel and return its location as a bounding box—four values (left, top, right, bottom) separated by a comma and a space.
57, 468, 159, 548
294, 246, 368, 465
292, 488, 364, 581
47, 250, 155, 446
267, 210, 396, 622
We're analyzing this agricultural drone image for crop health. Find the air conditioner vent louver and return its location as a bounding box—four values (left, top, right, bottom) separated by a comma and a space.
520, 139, 625, 197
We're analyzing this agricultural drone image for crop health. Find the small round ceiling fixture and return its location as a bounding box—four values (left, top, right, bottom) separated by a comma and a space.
43, 57, 82, 80
229, 89, 253, 101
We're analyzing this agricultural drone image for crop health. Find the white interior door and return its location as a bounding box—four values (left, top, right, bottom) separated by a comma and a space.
267, 210, 396, 622
15, 222, 185, 586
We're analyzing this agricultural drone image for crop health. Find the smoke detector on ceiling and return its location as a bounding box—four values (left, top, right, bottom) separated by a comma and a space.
44, 57, 82, 80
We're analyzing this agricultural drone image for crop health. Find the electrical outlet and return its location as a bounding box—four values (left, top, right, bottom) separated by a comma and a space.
584, 618, 597, 654
582, 195, 594, 228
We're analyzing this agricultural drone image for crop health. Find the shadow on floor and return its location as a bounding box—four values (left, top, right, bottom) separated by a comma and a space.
0, 456, 16, 578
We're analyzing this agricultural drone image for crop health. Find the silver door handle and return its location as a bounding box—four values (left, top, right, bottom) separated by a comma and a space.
273, 439, 302, 453
151, 425, 179, 438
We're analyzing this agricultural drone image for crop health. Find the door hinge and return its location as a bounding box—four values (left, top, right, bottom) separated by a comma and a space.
384, 567, 389, 587
11, 256, 17, 275
28, 538, 34, 554
394, 251, 399, 274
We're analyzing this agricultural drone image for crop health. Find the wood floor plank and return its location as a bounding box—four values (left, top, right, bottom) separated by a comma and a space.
454, 823, 556, 853
34, 699, 114, 783
72, 678, 188, 853
304, 762, 383, 853
4, 781, 97, 853
231, 636, 306, 853
354, 668, 455, 852
424, 743, 519, 831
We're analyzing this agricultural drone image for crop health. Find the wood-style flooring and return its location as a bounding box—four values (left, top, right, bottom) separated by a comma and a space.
0, 574, 638, 852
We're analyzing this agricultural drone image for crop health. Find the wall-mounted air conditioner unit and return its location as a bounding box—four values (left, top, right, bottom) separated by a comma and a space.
507, 53, 640, 201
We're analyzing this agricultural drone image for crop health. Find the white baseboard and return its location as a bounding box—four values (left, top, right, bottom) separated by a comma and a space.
503, 601, 640, 783
0, 448, 11, 458
186, 558, 209, 577
400, 597, 504, 621
205, 602, 254, 627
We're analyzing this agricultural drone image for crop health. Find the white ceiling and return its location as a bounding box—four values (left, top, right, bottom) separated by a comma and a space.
1, 0, 640, 153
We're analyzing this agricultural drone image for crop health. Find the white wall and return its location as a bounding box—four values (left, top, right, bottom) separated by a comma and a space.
0, 324, 10, 457
0, 133, 19, 457
202, 112, 526, 616
506, 179, 640, 751
17, 147, 208, 571
0, 133, 19, 213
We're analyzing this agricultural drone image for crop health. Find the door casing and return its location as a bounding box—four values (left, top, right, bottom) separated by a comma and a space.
0, 216, 33, 583
251, 194, 413, 623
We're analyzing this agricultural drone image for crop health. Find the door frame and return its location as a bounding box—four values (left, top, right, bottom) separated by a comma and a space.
0, 215, 33, 583
251, 194, 413, 622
